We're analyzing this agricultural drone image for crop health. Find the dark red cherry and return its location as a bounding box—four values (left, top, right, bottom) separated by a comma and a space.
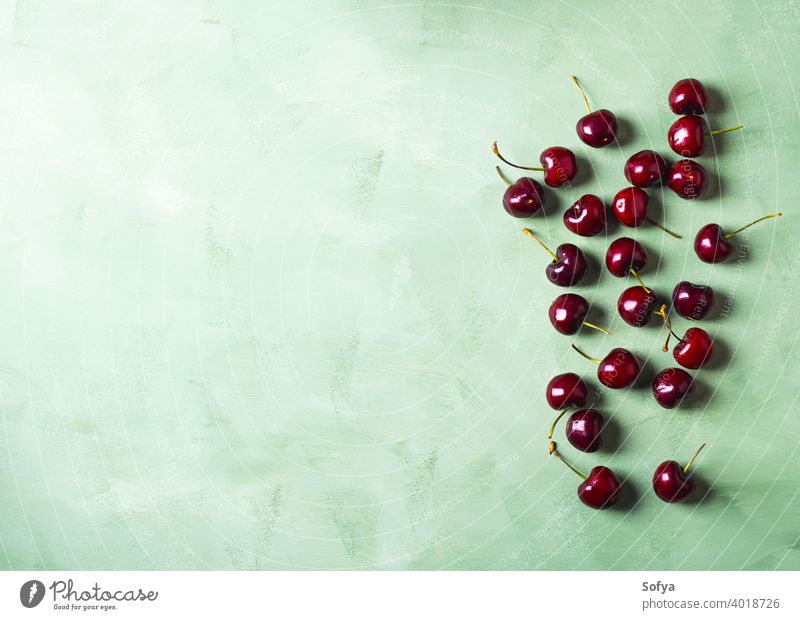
667, 159, 708, 199
652, 367, 693, 409
545, 244, 587, 287
566, 409, 604, 452
550, 442, 621, 510
546, 373, 588, 410
563, 194, 606, 237
501, 176, 545, 218
624, 150, 669, 187
672, 281, 714, 321
668, 115, 706, 157
547, 294, 610, 336
673, 327, 714, 370
653, 444, 706, 503
605, 237, 647, 278
578, 466, 621, 509
572, 76, 617, 148
694, 214, 782, 263
617, 286, 658, 328
668, 78, 708, 115
539, 147, 578, 188
612, 187, 648, 227
598, 348, 640, 388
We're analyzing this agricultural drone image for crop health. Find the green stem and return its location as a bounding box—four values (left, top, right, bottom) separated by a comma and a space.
724, 213, 782, 239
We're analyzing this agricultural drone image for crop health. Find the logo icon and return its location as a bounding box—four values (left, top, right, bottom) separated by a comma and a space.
20, 580, 45, 608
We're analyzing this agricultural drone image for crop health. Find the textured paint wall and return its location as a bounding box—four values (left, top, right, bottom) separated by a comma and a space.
0, 0, 798, 570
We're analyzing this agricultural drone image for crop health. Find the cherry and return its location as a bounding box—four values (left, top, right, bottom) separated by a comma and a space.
667, 159, 708, 200
652, 367, 694, 409
606, 237, 647, 278
546, 373, 588, 410
672, 281, 714, 321
694, 213, 782, 263
571, 75, 617, 148
653, 443, 706, 503
495, 166, 545, 218
563, 194, 606, 237
669, 79, 708, 115
549, 408, 605, 453
624, 150, 669, 187
618, 285, 658, 328
612, 187, 681, 237
668, 115, 743, 157
550, 441, 621, 509
548, 293, 612, 336
523, 228, 587, 287
654, 305, 714, 369
493, 141, 577, 188
573, 344, 640, 389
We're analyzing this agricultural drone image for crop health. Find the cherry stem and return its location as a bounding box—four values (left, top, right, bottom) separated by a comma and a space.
709, 124, 744, 136
549, 441, 588, 480
653, 304, 680, 352
683, 442, 707, 475
495, 165, 512, 187
571, 75, 592, 114
629, 268, 651, 294
522, 228, 558, 262
492, 141, 545, 172
548, 408, 570, 439
646, 217, 682, 239
723, 212, 782, 239
571, 343, 601, 364
582, 321, 612, 336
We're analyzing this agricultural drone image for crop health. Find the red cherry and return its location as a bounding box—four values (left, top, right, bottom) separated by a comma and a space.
492, 141, 577, 188
612, 186, 647, 227
652, 367, 694, 409
694, 213, 782, 263
605, 237, 647, 278
653, 305, 715, 369
668, 78, 708, 115
617, 286, 658, 328
624, 150, 669, 187
550, 442, 621, 510
672, 281, 714, 321
667, 159, 708, 199
499, 173, 545, 218
546, 373, 588, 410
548, 293, 611, 336
653, 443, 706, 503
668, 115, 706, 157
566, 409, 604, 452
522, 228, 587, 287
572, 76, 617, 148
563, 194, 606, 237
573, 345, 640, 389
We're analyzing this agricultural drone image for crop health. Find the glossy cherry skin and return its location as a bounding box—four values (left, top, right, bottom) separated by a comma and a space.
694, 223, 732, 263
576, 109, 617, 148
605, 237, 647, 277
546, 244, 587, 287
613, 187, 649, 227
548, 293, 590, 335
652, 367, 693, 409
546, 373, 588, 410
502, 177, 545, 218
564, 194, 606, 237
624, 150, 669, 187
667, 159, 708, 199
668, 78, 708, 115
617, 287, 658, 327
539, 147, 577, 188
673, 327, 714, 370
566, 409, 604, 452
668, 115, 706, 157
578, 466, 621, 509
672, 281, 714, 321
653, 460, 694, 502
597, 348, 640, 389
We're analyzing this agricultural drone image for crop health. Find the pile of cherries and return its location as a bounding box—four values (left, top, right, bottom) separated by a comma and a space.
493, 77, 781, 510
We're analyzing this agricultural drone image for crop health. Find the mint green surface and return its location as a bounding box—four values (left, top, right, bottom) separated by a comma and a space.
0, 0, 798, 570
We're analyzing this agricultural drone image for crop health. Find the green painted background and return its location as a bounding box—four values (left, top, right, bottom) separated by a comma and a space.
0, 0, 798, 570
